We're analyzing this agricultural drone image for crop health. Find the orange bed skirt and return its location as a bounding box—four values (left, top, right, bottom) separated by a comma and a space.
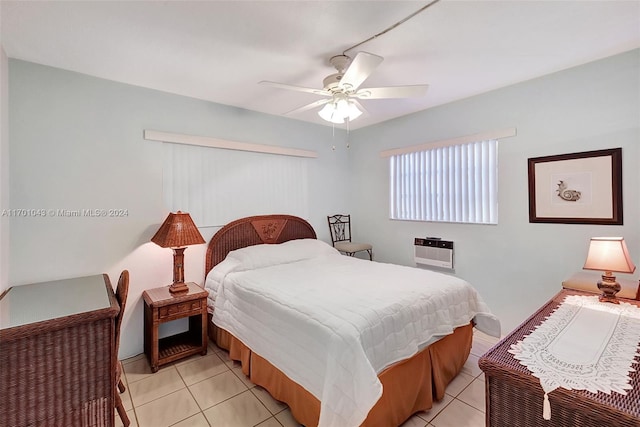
210, 320, 472, 427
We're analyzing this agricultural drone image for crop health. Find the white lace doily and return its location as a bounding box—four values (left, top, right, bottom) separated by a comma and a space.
508, 295, 640, 420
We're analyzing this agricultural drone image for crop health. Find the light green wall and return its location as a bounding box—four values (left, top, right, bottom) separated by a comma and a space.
8, 59, 350, 357
348, 49, 640, 334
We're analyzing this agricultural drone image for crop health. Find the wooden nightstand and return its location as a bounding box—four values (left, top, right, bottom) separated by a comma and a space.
143, 282, 208, 372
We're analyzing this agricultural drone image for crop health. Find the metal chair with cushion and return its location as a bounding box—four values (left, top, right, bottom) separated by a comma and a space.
114, 270, 130, 427
327, 214, 373, 260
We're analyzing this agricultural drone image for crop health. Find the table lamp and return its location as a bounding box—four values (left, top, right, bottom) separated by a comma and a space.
151, 211, 205, 294
583, 237, 636, 304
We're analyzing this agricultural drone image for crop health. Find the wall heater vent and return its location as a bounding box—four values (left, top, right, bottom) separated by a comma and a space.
414, 238, 454, 270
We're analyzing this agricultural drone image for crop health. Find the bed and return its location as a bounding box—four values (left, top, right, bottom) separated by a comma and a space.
204, 214, 500, 427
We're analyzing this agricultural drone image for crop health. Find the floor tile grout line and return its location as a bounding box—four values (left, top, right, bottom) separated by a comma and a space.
428, 398, 485, 427
453, 396, 486, 414
180, 390, 212, 427
416, 396, 455, 423
202, 388, 280, 426
248, 387, 283, 417
122, 361, 176, 385
122, 354, 146, 366
176, 362, 233, 387
245, 387, 285, 427
253, 414, 285, 427
272, 407, 292, 427
118, 369, 139, 426
125, 362, 190, 425
173, 349, 224, 370
176, 361, 234, 389
452, 376, 476, 399
192, 384, 250, 413
454, 379, 486, 413
128, 367, 187, 409
166, 364, 212, 427
132, 385, 189, 411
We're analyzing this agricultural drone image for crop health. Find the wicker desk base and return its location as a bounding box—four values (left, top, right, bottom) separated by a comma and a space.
479, 289, 640, 427
0, 275, 118, 427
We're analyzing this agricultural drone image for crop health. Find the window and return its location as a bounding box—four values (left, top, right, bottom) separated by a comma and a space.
389, 139, 498, 224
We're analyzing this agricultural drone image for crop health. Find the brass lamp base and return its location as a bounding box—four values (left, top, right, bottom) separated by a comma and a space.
169, 281, 189, 294
597, 273, 621, 304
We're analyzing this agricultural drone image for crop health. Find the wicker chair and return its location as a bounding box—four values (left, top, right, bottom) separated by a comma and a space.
327, 214, 373, 260
114, 270, 130, 427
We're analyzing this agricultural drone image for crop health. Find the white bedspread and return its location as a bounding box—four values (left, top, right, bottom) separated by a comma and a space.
209, 240, 499, 427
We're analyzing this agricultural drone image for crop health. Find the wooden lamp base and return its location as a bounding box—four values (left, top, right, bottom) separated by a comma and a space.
169, 281, 189, 294
169, 247, 189, 294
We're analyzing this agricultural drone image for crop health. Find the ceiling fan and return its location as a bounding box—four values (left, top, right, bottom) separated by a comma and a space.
259, 51, 429, 124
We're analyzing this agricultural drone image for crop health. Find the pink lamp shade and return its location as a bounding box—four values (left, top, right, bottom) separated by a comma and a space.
583, 237, 636, 303
583, 237, 636, 274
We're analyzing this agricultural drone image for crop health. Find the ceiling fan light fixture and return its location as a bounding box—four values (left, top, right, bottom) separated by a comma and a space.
346, 101, 363, 121
318, 102, 345, 124
335, 98, 349, 113
318, 98, 362, 124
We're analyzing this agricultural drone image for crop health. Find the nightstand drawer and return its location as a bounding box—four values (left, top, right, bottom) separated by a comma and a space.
159, 300, 201, 319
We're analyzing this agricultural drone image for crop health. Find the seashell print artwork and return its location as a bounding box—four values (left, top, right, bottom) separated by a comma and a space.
556, 180, 581, 202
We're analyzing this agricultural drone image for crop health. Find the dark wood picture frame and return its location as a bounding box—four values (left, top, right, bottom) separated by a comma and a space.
528, 148, 622, 225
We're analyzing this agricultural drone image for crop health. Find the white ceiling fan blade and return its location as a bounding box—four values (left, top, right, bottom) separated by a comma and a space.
351, 99, 368, 114
339, 52, 383, 92
352, 85, 429, 99
284, 98, 331, 115
259, 81, 331, 97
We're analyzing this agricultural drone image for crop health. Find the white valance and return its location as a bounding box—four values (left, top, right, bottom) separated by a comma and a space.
379, 127, 516, 158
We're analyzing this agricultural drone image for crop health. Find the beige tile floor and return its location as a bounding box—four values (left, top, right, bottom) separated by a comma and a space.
116, 329, 499, 427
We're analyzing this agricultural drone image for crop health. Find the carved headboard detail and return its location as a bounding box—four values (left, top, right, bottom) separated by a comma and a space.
250, 219, 287, 243
204, 214, 317, 276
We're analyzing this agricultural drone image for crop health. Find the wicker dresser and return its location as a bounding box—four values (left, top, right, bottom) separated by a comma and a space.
479, 289, 640, 427
0, 274, 119, 427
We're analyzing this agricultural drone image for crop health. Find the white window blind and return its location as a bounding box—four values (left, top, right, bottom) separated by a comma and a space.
163, 143, 309, 227
390, 139, 498, 224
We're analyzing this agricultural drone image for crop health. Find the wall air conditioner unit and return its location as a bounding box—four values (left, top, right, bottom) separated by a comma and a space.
414, 238, 454, 270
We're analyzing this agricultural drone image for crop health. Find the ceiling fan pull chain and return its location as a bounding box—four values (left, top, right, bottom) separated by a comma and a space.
346, 118, 351, 149
331, 123, 336, 151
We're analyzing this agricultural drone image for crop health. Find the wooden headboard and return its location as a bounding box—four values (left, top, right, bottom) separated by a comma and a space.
204, 214, 317, 276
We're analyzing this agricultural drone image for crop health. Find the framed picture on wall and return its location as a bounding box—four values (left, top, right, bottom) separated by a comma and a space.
528, 148, 623, 225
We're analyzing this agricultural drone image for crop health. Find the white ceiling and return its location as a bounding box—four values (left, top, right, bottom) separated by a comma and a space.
2, 1, 639, 130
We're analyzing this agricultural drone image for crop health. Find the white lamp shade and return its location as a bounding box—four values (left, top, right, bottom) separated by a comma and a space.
583, 237, 636, 273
